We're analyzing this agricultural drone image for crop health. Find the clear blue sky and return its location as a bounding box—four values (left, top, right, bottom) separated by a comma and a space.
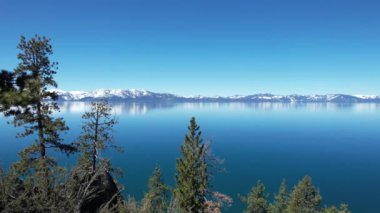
0, 0, 379, 96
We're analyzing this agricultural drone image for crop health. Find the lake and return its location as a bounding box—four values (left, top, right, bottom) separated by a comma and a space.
1, 102, 380, 212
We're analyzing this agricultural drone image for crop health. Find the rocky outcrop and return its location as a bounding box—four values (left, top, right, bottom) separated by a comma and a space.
77, 170, 119, 213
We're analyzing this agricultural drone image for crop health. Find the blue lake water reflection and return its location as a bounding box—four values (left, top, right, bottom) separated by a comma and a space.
1, 102, 380, 212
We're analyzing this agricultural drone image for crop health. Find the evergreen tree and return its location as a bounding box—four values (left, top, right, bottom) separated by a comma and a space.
269, 179, 288, 213
1, 35, 75, 179
175, 117, 208, 212
0, 35, 78, 212
241, 180, 269, 213
141, 166, 170, 213
338, 204, 350, 213
0, 70, 16, 112
76, 101, 118, 172
0, 70, 14, 91
0, 70, 10, 113
287, 176, 322, 213
323, 204, 350, 213
0, 166, 5, 210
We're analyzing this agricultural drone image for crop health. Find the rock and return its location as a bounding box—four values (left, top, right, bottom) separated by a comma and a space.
78, 170, 119, 213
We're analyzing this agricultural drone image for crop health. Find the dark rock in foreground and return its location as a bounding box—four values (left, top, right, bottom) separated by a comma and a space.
78, 171, 119, 213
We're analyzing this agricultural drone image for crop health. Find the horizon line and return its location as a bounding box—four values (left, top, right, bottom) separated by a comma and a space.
51, 88, 380, 97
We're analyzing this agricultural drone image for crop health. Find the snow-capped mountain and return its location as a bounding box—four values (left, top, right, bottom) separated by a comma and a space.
54, 89, 179, 101
52, 89, 380, 103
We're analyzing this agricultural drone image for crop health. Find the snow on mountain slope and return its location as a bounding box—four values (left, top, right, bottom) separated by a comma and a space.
51, 89, 380, 103
53, 89, 178, 101
353, 95, 380, 99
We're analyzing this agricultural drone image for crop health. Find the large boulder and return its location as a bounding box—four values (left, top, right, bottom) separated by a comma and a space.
77, 170, 120, 213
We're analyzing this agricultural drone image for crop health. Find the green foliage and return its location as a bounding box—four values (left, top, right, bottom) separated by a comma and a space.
175, 117, 208, 212
324, 204, 351, 213
0, 35, 78, 212
0, 161, 74, 212
0, 70, 14, 92
1, 35, 75, 171
0, 166, 5, 211
141, 166, 170, 213
241, 180, 269, 213
287, 176, 322, 213
242, 177, 350, 213
65, 101, 123, 211
0, 70, 16, 112
76, 101, 119, 172
269, 179, 288, 213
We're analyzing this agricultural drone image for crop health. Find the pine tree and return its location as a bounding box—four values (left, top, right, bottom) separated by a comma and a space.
141, 166, 170, 213
2, 35, 76, 179
324, 204, 350, 213
241, 180, 269, 213
76, 101, 118, 172
287, 176, 322, 213
175, 117, 208, 213
0, 35, 77, 212
0, 70, 15, 112
0, 71, 9, 113
269, 179, 288, 213
0, 70, 14, 91
0, 166, 5, 210
338, 204, 351, 213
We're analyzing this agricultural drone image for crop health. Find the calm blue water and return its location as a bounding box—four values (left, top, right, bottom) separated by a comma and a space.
1, 102, 380, 212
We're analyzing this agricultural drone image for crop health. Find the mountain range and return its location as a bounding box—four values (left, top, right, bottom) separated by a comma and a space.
53, 89, 380, 103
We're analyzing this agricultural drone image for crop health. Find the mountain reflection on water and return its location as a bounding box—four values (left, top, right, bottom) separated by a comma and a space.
58, 101, 380, 115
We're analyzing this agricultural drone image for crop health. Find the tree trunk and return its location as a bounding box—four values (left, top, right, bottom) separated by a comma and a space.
93, 108, 99, 172
37, 101, 49, 189
36, 101, 46, 158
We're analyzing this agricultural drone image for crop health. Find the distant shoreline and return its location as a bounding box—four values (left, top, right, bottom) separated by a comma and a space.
54, 89, 380, 103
